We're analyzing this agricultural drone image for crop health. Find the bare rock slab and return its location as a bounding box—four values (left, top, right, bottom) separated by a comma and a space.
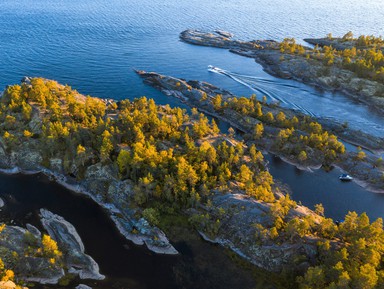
40, 209, 105, 280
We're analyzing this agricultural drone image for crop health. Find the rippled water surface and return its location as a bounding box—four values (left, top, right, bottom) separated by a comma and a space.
1, 0, 384, 99
1, 1, 384, 287
1, 0, 384, 134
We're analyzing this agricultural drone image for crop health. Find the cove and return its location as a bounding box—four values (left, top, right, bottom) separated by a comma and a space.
266, 155, 384, 221
0, 172, 270, 289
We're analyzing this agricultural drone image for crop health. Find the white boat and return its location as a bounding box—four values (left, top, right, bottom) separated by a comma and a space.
208, 65, 223, 73
339, 174, 353, 181
208, 65, 218, 71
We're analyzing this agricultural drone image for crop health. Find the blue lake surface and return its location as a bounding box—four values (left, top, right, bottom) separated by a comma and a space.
1, 0, 384, 135
1, 0, 383, 99
1, 1, 384, 287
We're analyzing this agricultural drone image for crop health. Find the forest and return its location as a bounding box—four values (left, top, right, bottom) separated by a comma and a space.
279, 32, 384, 84
0, 78, 383, 288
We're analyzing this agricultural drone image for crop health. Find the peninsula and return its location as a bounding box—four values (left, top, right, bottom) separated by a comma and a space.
0, 78, 383, 288
136, 70, 384, 193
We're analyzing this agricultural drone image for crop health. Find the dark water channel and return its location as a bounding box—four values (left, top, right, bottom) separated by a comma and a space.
266, 155, 384, 222
0, 173, 264, 289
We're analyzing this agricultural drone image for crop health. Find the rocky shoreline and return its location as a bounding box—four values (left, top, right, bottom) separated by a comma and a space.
0, 208, 104, 287
39, 209, 105, 281
194, 192, 320, 272
136, 70, 384, 193
0, 166, 178, 256
0, 141, 317, 280
0, 137, 323, 275
180, 30, 384, 115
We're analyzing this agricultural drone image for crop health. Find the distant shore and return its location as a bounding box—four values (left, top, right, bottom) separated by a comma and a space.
179, 30, 384, 115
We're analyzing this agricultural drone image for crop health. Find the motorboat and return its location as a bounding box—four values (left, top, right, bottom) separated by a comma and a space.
208, 65, 219, 71
339, 174, 353, 181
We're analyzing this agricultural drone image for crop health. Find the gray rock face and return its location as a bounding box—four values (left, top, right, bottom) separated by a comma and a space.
40, 209, 105, 280
28, 108, 43, 135
200, 193, 319, 272
75, 285, 92, 289
180, 29, 235, 48
21, 76, 32, 85
85, 163, 118, 180
0, 197, 4, 208
0, 225, 65, 284
10, 146, 42, 170
0, 140, 10, 168
111, 214, 178, 255
26, 224, 41, 238
49, 158, 63, 174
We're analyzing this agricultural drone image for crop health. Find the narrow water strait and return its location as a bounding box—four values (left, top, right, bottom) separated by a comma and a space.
1, 0, 384, 287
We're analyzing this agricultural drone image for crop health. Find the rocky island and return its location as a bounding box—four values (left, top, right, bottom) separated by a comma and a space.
136, 70, 384, 193
180, 30, 384, 114
0, 77, 382, 288
0, 209, 103, 288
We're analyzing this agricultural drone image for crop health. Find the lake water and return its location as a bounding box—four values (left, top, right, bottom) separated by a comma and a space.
1, 0, 383, 99
0, 173, 263, 289
1, 0, 384, 288
1, 0, 384, 135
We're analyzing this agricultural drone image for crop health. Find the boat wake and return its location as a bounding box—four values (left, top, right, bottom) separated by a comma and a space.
207, 65, 384, 139
208, 65, 316, 117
